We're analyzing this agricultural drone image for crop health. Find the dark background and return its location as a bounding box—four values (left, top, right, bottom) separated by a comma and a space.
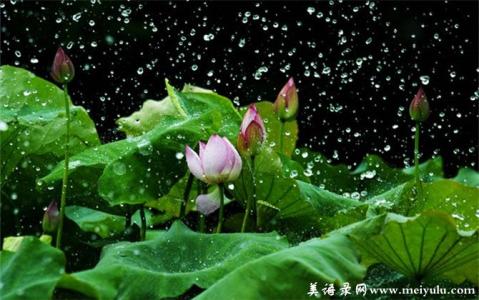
1, 0, 478, 176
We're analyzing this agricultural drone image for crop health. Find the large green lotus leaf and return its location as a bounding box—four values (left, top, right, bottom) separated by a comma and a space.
0, 237, 65, 300
453, 168, 479, 188
41, 83, 241, 206
253, 101, 298, 157
293, 148, 443, 198
57, 221, 288, 299
0, 65, 100, 184
348, 211, 479, 285
367, 179, 479, 231
0, 66, 100, 236
65, 206, 125, 239
195, 234, 366, 300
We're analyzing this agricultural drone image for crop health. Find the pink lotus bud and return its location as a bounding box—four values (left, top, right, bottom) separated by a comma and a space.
42, 201, 60, 233
51, 47, 75, 84
274, 77, 299, 121
409, 87, 430, 122
237, 104, 266, 156
185, 135, 242, 184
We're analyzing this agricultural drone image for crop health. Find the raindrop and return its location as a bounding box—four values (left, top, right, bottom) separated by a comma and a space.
137, 67, 144, 75
360, 170, 377, 180
203, 33, 215, 41
254, 66, 268, 80
0, 121, 8, 132
419, 75, 430, 85
30, 58, 39, 64
72, 12, 82, 22
238, 38, 246, 48
112, 162, 127, 176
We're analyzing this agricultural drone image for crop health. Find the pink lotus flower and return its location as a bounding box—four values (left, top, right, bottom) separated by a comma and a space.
51, 47, 75, 84
185, 135, 242, 184
409, 87, 430, 122
42, 201, 60, 233
274, 77, 299, 121
237, 104, 266, 156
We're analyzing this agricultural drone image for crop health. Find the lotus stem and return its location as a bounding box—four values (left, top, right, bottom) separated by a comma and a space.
180, 172, 194, 219
215, 183, 225, 233
55, 84, 70, 249
125, 210, 132, 228
198, 181, 207, 232
199, 214, 206, 233
241, 156, 256, 232
414, 122, 421, 187
140, 206, 146, 241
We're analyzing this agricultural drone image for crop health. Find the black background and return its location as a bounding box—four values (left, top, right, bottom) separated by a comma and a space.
1, 0, 478, 176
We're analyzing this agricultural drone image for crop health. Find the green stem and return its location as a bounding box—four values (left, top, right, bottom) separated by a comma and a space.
199, 214, 206, 233
279, 120, 285, 154
413, 121, 424, 201
55, 84, 70, 249
414, 122, 421, 186
215, 183, 225, 233
180, 172, 194, 219
125, 210, 132, 228
241, 156, 256, 232
198, 182, 207, 233
140, 206, 146, 241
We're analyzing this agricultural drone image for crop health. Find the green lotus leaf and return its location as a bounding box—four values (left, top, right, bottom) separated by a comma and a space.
57, 221, 288, 299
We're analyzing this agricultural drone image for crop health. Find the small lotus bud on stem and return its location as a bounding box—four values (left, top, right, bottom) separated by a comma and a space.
42, 201, 60, 233
409, 87, 430, 198
274, 78, 299, 153
409, 87, 430, 122
274, 77, 299, 122
51, 47, 75, 84
237, 104, 266, 157
51, 47, 75, 249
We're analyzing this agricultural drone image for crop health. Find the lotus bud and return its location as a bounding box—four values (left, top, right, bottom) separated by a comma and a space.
409, 87, 430, 122
42, 201, 60, 233
274, 77, 299, 121
51, 47, 75, 84
237, 104, 266, 156
185, 135, 242, 184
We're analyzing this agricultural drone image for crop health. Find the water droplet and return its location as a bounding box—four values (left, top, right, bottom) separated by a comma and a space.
0, 121, 8, 132
203, 33, 215, 41
419, 75, 430, 85
72, 12, 82, 22
254, 66, 268, 80
137, 67, 144, 75
112, 162, 127, 176
452, 213, 464, 221
360, 170, 377, 180
238, 38, 246, 48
